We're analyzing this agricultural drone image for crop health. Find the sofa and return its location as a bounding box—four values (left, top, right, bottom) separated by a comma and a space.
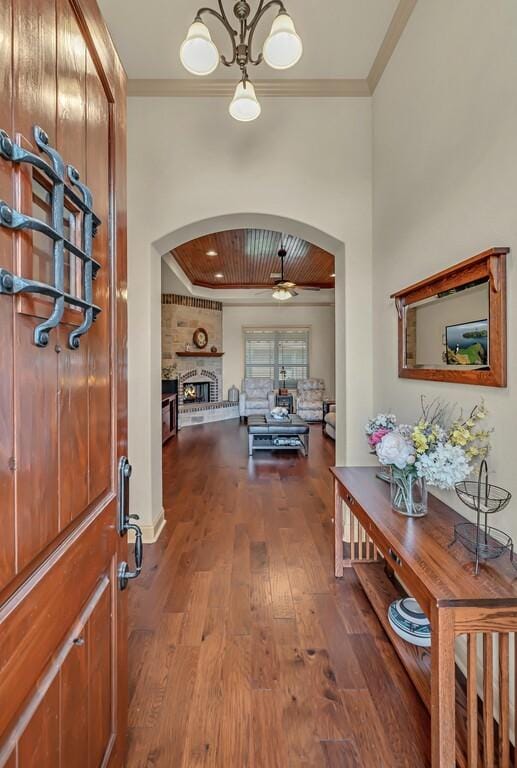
295, 378, 326, 422
239, 378, 276, 420
324, 404, 336, 440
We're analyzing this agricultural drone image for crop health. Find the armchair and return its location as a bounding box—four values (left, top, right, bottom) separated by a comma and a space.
323, 404, 336, 440
239, 378, 275, 420
295, 378, 326, 422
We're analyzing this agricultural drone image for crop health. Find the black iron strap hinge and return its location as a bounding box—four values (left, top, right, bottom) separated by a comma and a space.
0, 125, 101, 348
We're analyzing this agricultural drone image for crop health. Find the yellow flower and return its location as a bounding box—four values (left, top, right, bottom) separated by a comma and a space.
412, 427, 428, 454
451, 426, 471, 446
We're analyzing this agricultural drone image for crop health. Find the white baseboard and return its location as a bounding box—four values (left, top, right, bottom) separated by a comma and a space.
128, 508, 166, 544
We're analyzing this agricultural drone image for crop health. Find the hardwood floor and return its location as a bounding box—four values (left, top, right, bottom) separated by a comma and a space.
126, 420, 430, 767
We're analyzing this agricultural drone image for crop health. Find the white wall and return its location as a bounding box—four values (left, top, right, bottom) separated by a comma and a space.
128, 97, 374, 535
373, 0, 517, 524
372, 0, 517, 721
222, 304, 335, 398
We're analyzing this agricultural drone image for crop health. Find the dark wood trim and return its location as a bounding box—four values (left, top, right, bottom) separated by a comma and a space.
392, 247, 509, 388
176, 351, 224, 358
390, 248, 509, 301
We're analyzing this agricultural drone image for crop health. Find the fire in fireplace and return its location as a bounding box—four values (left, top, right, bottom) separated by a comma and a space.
183, 381, 210, 403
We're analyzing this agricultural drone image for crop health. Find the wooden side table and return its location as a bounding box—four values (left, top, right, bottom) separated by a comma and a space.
275, 393, 294, 413
331, 465, 517, 767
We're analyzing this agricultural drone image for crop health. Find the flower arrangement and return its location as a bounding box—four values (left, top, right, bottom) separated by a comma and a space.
365, 412, 397, 450
370, 398, 491, 516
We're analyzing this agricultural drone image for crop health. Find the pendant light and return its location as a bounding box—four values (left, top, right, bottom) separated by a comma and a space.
179, 21, 219, 76
179, 1, 303, 121
229, 78, 261, 122
263, 13, 303, 70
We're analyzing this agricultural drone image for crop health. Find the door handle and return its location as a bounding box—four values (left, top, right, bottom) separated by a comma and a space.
117, 456, 144, 591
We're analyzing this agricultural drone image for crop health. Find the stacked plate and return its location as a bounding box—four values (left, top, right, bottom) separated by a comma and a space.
388, 598, 431, 647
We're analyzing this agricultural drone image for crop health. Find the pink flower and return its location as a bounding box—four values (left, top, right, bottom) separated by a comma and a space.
368, 428, 390, 447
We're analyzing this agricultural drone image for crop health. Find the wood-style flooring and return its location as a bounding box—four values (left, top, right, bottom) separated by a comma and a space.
126, 420, 430, 767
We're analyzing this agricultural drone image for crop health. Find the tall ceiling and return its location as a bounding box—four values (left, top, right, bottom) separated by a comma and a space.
171, 229, 335, 288
98, 0, 399, 80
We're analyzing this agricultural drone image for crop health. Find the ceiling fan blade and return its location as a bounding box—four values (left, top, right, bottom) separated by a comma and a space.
288, 289, 299, 297
254, 290, 272, 296
299, 286, 321, 292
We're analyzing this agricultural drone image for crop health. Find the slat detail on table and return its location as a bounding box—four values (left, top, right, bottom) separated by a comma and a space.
467, 633, 478, 768
499, 633, 510, 768
342, 504, 378, 567
483, 634, 494, 768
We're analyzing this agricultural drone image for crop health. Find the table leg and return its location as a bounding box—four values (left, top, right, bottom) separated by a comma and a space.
248, 434, 253, 456
334, 480, 344, 577
431, 606, 456, 767
304, 432, 309, 456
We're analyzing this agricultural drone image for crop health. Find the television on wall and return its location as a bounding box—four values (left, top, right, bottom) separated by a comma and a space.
445, 319, 488, 366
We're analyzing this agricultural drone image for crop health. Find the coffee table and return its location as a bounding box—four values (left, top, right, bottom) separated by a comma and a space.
247, 414, 310, 457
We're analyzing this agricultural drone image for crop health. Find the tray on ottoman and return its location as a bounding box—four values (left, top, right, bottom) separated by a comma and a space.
247, 414, 310, 456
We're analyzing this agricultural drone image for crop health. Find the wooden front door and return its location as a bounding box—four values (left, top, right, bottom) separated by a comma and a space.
0, 1, 129, 765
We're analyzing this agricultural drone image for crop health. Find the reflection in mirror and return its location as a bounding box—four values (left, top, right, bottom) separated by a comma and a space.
405, 279, 489, 370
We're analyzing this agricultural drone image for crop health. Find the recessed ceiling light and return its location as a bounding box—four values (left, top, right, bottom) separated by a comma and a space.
206, 250, 218, 256
214, 272, 224, 278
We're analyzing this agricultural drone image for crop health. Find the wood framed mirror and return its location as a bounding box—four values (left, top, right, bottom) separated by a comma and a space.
391, 247, 509, 387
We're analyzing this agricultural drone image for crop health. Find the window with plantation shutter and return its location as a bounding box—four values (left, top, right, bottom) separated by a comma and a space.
244, 328, 310, 387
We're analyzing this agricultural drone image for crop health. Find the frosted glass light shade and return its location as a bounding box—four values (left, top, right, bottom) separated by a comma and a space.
180, 21, 219, 76
272, 287, 292, 301
263, 13, 303, 70
229, 80, 261, 122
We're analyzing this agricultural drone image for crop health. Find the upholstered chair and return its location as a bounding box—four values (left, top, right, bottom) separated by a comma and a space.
324, 404, 336, 440
239, 378, 276, 420
295, 378, 326, 422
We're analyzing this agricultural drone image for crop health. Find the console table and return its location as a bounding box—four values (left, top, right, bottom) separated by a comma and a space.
331, 466, 517, 768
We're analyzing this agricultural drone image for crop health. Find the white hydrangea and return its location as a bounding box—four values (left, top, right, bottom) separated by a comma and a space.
376, 430, 415, 470
365, 412, 397, 435
416, 443, 471, 489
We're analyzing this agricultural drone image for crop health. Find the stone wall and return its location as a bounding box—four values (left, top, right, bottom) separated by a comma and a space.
161, 294, 223, 369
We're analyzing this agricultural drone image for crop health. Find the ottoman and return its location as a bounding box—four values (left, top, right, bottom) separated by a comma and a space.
247, 414, 310, 457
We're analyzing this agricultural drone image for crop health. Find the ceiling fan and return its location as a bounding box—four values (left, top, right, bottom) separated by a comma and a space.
257, 247, 321, 301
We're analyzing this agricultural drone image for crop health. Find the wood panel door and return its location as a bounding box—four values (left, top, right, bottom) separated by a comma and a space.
0, 1, 129, 766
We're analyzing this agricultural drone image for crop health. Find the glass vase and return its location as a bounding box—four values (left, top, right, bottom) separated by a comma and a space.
390, 470, 428, 517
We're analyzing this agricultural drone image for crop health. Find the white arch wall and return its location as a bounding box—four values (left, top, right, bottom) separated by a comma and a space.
127, 96, 374, 538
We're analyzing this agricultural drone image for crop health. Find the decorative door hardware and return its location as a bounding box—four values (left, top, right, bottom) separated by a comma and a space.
117, 456, 144, 591
0, 125, 101, 348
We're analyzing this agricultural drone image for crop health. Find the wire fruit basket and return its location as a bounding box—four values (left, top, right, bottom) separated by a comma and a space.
453, 460, 512, 574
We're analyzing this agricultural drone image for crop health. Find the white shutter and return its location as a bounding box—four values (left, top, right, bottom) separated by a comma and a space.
243, 328, 310, 387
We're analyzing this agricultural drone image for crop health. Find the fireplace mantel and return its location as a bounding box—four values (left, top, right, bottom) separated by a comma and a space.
176, 351, 224, 358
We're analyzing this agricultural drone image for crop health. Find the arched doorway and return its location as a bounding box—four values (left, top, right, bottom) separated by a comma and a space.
130, 213, 372, 542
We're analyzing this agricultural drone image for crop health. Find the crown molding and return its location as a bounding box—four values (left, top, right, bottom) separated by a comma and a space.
367, 0, 417, 93
129, 0, 417, 99
128, 78, 371, 98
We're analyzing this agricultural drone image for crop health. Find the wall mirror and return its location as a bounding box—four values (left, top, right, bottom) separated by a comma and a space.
391, 248, 509, 387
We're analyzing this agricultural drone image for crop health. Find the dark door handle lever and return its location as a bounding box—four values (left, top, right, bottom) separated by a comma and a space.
117, 456, 144, 590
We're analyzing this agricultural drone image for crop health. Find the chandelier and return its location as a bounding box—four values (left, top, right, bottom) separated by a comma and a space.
179, 1, 303, 122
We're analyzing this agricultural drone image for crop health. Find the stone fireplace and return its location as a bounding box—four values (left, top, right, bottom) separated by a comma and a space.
162, 293, 239, 425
